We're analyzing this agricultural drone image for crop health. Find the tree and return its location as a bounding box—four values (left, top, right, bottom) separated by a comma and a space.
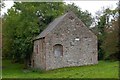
3, 2, 93, 66
101, 19, 119, 60
95, 6, 119, 60
1, 1, 5, 58
95, 10, 107, 60
3, 2, 65, 63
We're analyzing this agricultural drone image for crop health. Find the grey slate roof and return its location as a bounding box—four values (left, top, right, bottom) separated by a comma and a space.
34, 12, 68, 40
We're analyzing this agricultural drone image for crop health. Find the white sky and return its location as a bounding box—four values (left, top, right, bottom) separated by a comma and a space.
64, 1, 118, 16
1, 1, 14, 15
1, 0, 118, 17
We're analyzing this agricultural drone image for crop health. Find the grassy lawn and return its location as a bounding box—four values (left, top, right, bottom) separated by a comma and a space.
2, 59, 119, 79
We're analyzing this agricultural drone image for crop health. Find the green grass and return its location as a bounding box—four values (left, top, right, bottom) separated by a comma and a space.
2, 59, 119, 79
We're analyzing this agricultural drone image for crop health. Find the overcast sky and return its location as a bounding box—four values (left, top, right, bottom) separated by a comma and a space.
65, 1, 118, 16
1, 0, 118, 17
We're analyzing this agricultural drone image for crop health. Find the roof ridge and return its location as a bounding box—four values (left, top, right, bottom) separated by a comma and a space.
34, 12, 68, 40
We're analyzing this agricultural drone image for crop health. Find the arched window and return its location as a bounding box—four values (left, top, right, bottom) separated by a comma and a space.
53, 44, 63, 57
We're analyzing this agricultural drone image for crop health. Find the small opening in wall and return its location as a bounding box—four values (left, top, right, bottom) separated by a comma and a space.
69, 16, 74, 20
53, 44, 63, 57
36, 45, 39, 54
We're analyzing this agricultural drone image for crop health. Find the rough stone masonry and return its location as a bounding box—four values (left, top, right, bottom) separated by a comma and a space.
30, 11, 98, 70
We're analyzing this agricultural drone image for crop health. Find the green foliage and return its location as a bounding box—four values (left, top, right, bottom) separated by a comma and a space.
101, 20, 119, 60
2, 59, 119, 78
96, 12, 107, 60
3, 2, 65, 62
96, 7, 119, 60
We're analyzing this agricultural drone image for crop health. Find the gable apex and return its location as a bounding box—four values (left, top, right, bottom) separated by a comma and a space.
34, 11, 75, 40
34, 11, 92, 40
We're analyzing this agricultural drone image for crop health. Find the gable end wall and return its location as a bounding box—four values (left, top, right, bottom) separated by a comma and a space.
45, 13, 98, 70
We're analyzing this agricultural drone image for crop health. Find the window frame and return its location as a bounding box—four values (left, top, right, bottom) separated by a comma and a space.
53, 44, 63, 57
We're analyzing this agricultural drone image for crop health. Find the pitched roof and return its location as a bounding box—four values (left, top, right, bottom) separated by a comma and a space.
34, 12, 69, 40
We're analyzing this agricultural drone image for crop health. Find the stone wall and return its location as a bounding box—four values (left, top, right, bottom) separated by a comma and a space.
45, 12, 98, 70
32, 38, 46, 69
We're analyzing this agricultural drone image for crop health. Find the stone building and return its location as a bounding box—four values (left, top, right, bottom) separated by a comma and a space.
31, 11, 98, 70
